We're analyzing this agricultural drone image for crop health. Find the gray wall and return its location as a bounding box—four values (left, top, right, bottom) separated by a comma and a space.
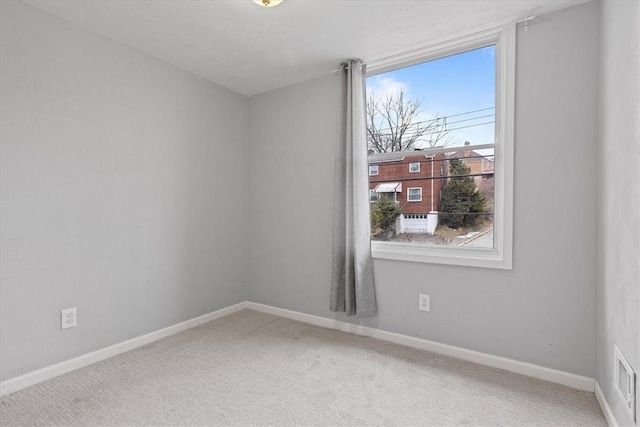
0, 1, 249, 381
4, 0, 626, 393
248, 1, 600, 377
597, 0, 640, 425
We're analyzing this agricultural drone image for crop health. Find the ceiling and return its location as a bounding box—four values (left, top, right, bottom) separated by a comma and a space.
24, 0, 589, 97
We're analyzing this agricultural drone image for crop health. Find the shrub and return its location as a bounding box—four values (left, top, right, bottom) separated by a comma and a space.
370, 195, 402, 236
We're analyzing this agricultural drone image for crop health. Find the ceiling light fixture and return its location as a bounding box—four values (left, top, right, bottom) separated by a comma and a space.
253, 0, 282, 7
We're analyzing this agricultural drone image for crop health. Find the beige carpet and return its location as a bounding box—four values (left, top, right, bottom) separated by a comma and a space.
1, 309, 605, 426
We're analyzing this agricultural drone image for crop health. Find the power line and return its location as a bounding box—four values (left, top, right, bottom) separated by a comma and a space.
444, 106, 494, 119
369, 172, 495, 183
443, 113, 495, 127
372, 120, 495, 139
417, 121, 495, 137
369, 154, 495, 163
370, 106, 494, 134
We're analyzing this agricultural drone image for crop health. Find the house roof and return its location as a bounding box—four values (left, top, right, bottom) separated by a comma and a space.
368, 148, 441, 164
447, 150, 495, 163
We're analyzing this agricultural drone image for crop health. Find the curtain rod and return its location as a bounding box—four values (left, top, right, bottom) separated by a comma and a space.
331, 15, 536, 75
331, 62, 364, 75
517, 15, 537, 32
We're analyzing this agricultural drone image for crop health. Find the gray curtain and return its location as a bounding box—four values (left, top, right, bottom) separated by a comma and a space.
330, 59, 377, 318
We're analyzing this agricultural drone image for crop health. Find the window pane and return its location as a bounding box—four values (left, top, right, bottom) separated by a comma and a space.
408, 188, 422, 201
367, 46, 495, 248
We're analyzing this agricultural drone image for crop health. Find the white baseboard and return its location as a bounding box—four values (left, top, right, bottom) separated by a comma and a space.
1, 300, 596, 398
246, 302, 596, 392
0, 302, 248, 397
596, 381, 619, 427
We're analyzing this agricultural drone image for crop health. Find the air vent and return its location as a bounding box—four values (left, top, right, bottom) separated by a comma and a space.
614, 345, 636, 422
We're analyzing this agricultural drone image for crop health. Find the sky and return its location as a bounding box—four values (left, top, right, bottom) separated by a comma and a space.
366, 45, 496, 149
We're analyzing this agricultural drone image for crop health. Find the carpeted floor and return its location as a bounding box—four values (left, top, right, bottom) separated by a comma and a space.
1, 309, 606, 426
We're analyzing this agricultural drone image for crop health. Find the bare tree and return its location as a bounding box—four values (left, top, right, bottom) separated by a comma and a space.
366, 90, 450, 153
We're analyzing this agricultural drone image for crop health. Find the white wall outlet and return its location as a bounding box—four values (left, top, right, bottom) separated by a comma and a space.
419, 294, 430, 312
61, 307, 77, 330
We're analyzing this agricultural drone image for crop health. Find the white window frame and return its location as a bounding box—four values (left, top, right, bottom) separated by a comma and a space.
369, 189, 378, 202
409, 162, 420, 173
407, 187, 422, 202
369, 165, 379, 176
366, 24, 515, 270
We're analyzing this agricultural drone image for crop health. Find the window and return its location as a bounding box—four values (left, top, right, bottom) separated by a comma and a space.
369, 189, 378, 202
369, 165, 379, 176
407, 187, 422, 202
365, 25, 514, 269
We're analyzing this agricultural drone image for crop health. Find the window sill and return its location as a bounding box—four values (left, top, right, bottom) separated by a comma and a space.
371, 241, 512, 270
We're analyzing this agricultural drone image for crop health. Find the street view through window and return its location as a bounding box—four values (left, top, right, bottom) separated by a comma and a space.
366, 45, 496, 249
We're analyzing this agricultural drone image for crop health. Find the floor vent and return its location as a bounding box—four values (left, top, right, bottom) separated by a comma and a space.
614, 345, 636, 422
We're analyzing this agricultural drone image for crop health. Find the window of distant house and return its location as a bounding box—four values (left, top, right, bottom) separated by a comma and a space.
407, 187, 422, 202
365, 24, 515, 269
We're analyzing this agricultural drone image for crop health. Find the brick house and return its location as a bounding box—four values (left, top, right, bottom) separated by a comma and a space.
446, 141, 494, 183
368, 149, 446, 234
446, 141, 495, 213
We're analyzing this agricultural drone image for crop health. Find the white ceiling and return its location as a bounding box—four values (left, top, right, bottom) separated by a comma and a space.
24, 0, 589, 97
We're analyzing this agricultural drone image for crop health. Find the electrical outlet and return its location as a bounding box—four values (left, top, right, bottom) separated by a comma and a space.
419, 294, 430, 312
61, 307, 77, 330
